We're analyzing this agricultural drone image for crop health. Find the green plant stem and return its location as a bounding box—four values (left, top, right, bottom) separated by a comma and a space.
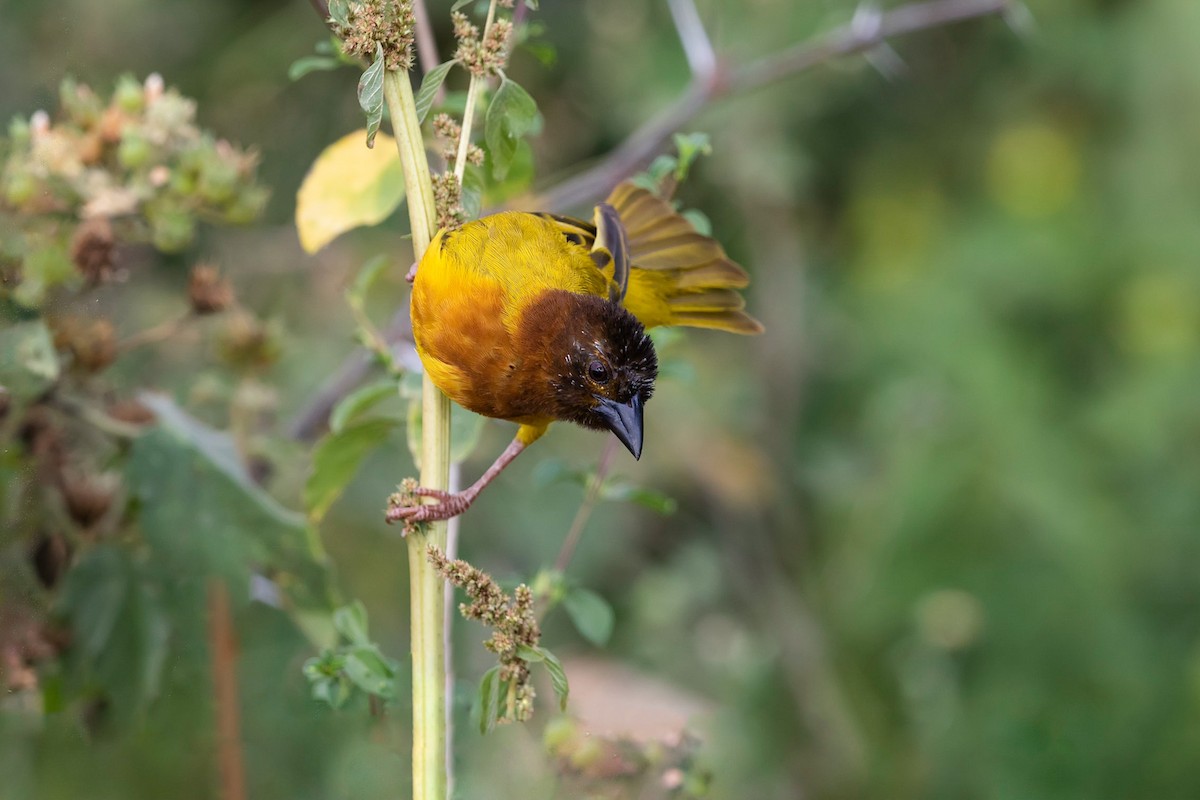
383, 67, 448, 800
453, 0, 498, 182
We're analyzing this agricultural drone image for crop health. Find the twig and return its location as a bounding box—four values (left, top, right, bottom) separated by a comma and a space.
308, 0, 330, 25
454, 0, 500, 182
666, 0, 717, 82
412, 0, 440, 74
554, 436, 619, 573
117, 309, 193, 352
49, 393, 146, 440
531, 0, 1012, 211
207, 580, 247, 800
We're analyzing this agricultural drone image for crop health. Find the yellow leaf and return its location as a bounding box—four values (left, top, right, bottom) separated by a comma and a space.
295, 130, 405, 254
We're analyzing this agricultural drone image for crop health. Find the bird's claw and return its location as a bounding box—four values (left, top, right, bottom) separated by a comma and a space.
385, 483, 471, 533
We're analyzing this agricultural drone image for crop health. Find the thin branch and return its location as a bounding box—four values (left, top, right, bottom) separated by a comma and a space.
554, 437, 619, 573
49, 393, 146, 440
532, 0, 1012, 211
730, 0, 1008, 93
412, 0, 440, 74
117, 309, 193, 352
666, 0, 717, 82
455, 0, 500, 183
207, 580, 247, 800
308, 0, 330, 26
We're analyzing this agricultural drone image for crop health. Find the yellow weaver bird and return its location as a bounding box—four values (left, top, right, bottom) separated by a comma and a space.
387, 181, 762, 524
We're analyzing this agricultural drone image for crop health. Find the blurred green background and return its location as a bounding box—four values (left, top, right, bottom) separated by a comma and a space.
4, 0, 1200, 798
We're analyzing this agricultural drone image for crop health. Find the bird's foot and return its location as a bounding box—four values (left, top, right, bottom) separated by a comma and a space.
386, 481, 473, 532
404, 261, 418, 284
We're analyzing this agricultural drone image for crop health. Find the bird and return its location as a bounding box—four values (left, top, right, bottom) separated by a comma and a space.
387, 180, 762, 525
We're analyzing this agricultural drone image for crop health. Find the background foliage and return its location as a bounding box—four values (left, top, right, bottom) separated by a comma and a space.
3, 0, 1200, 798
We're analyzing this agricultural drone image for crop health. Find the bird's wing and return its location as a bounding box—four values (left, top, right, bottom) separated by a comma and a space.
531, 209, 630, 304
530, 183, 762, 334
605, 182, 763, 334
532, 212, 633, 299
593, 203, 630, 303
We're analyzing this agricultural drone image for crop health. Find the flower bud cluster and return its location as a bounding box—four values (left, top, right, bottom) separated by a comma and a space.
453, 11, 513, 78
1, 74, 267, 260
428, 545, 542, 723
432, 172, 466, 230
333, 0, 416, 71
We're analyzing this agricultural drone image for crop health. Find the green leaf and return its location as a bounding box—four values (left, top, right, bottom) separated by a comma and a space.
600, 480, 678, 515
519, 645, 569, 711
681, 208, 712, 236
563, 587, 615, 647
15, 243, 76, 307
343, 646, 397, 698
485, 77, 542, 180
516, 644, 545, 663
331, 379, 399, 433
0, 319, 59, 400
451, 0, 474, 9
461, 163, 485, 220
672, 131, 712, 182
530, 458, 589, 489
306, 418, 398, 523
304, 653, 353, 709
327, 0, 350, 26
478, 665, 502, 734
332, 601, 370, 646
530, 568, 567, 606
289, 55, 341, 81
524, 0, 539, 9
415, 60, 457, 124
521, 40, 556, 69
56, 545, 171, 714
358, 43, 386, 148
311, 675, 352, 708
57, 546, 129, 662
646, 154, 678, 184
346, 254, 395, 309
128, 395, 338, 621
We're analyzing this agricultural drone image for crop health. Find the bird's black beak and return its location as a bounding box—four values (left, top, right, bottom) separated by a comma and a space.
594, 395, 644, 459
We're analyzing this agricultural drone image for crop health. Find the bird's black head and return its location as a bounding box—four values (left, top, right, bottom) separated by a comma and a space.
543, 293, 657, 458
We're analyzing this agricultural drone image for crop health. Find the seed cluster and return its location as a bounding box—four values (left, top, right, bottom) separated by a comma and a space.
428, 544, 542, 723
333, 0, 416, 72
452, 10, 514, 78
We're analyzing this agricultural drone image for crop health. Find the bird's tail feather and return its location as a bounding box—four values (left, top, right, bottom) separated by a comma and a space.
606, 182, 764, 335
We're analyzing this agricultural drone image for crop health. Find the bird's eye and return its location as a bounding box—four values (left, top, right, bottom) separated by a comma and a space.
587, 360, 611, 384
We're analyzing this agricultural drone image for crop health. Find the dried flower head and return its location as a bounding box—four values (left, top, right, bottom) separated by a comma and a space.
69, 217, 117, 285
335, 0, 416, 72
188, 263, 235, 314
106, 398, 156, 426
453, 8, 512, 77
433, 172, 466, 230
60, 468, 119, 529
218, 310, 280, 370
428, 545, 542, 724
53, 316, 117, 374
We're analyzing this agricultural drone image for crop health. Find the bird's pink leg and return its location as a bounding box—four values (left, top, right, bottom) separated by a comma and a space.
386, 437, 528, 527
